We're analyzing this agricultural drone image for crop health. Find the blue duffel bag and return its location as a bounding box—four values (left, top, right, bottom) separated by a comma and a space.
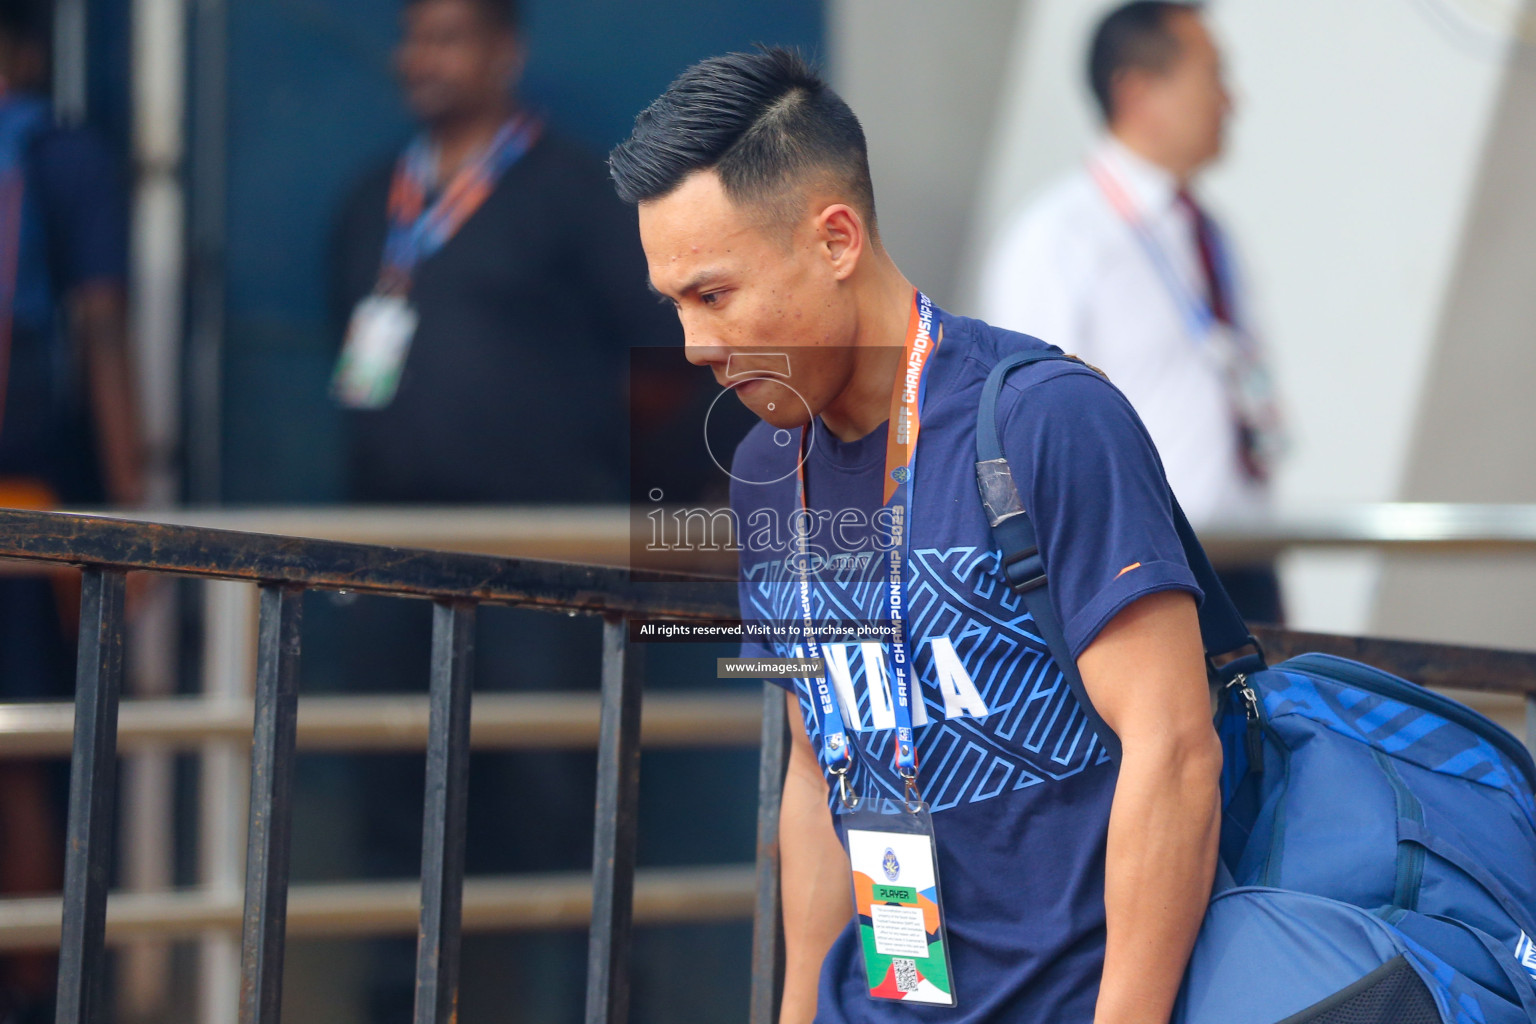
1178, 887, 1533, 1023
976, 348, 1536, 1023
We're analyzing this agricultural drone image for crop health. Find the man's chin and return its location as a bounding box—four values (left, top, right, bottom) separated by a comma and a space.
726, 378, 806, 428
405, 90, 460, 124
735, 394, 810, 431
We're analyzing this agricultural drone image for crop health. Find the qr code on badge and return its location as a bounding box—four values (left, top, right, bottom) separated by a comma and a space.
892, 958, 919, 993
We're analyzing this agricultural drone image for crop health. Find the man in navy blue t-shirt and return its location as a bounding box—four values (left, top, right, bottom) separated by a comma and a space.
611, 50, 1223, 1024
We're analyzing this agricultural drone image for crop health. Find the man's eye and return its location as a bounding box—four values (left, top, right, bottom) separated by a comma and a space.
700, 291, 724, 307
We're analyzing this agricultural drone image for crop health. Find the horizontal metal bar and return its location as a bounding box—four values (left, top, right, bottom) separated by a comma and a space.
0, 692, 764, 756
0, 866, 755, 950
0, 509, 734, 619
44, 503, 1536, 556
65, 506, 633, 564
1198, 502, 1536, 559
1253, 626, 1536, 696
0, 636, 1529, 758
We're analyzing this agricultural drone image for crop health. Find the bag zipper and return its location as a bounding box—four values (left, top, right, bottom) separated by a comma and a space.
1226, 672, 1264, 775
1370, 747, 1426, 911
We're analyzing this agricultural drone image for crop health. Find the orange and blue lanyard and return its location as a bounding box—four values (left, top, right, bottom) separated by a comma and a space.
796, 290, 941, 784
380, 113, 542, 294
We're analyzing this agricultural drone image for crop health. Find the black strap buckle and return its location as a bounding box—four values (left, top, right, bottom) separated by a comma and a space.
1206, 635, 1267, 686
1003, 548, 1047, 594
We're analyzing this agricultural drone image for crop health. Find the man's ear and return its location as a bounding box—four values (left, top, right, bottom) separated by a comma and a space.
815, 204, 866, 282
1110, 66, 1153, 124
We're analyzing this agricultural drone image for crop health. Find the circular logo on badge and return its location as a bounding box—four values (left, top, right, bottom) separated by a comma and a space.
890, 467, 909, 484
882, 847, 901, 882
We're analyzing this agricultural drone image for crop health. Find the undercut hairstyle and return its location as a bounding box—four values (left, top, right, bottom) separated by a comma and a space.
1088, 1, 1202, 122
608, 47, 877, 233
403, 0, 518, 31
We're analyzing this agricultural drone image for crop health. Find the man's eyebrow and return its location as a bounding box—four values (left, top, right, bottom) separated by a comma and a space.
649, 269, 730, 301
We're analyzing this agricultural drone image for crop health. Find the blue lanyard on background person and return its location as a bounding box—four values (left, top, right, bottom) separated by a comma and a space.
1091, 154, 1283, 478
794, 289, 941, 810
1089, 156, 1220, 343
379, 113, 542, 295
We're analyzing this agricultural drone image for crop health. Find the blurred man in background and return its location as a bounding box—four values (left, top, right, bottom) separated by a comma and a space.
328, 0, 676, 1018
979, 0, 1284, 623
0, 0, 141, 1018
331, 0, 675, 502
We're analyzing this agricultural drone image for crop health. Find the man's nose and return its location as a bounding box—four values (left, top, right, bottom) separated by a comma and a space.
682, 325, 725, 368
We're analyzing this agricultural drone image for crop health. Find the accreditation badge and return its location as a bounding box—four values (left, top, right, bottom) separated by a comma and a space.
332, 293, 420, 410
840, 800, 957, 1006
1204, 320, 1286, 471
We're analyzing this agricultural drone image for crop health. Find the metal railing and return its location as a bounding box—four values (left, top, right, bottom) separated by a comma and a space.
0, 505, 1534, 1024
0, 507, 751, 1024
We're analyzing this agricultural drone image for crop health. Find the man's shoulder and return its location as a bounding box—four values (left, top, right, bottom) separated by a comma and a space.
939, 309, 1132, 428
517, 127, 613, 193
996, 167, 1104, 248
938, 308, 1065, 382
526, 125, 603, 169
342, 152, 399, 216
980, 169, 1111, 311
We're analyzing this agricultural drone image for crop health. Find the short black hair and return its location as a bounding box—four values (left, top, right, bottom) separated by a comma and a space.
609, 47, 876, 232
403, 0, 518, 31
1088, 1, 1202, 122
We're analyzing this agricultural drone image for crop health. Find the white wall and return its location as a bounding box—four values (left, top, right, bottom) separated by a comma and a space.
828, 0, 1022, 309
1373, 16, 1536, 658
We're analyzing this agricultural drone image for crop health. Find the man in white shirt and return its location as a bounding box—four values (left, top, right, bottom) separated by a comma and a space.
980, 0, 1284, 622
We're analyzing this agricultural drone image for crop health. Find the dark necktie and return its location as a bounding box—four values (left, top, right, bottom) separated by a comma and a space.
1176, 188, 1231, 325
1176, 188, 1270, 482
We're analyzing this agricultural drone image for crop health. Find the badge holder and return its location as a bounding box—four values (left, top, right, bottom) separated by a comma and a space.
333, 293, 419, 410
835, 770, 957, 1007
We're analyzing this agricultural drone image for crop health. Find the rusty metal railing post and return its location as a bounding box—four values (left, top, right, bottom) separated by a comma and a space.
584, 616, 644, 1024
748, 683, 789, 1024
413, 601, 476, 1024
55, 568, 128, 1024
238, 584, 303, 1024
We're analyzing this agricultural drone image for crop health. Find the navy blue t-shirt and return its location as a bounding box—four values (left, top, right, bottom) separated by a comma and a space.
30, 127, 128, 300
730, 305, 1201, 1023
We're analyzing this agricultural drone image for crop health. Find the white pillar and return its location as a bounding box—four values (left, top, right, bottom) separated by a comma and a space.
198, 581, 257, 1024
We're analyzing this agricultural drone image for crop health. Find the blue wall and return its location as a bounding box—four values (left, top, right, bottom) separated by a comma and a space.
217, 0, 824, 501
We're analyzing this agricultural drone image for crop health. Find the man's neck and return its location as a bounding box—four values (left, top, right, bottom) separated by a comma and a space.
428, 102, 516, 179
819, 253, 917, 442
1109, 124, 1197, 188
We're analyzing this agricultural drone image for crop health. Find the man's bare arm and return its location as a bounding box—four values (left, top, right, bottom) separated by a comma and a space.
71, 282, 145, 506
778, 690, 852, 1024
1078, 589, 1221, 1024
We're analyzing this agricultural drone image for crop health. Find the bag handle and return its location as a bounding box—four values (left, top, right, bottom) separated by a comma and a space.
974, 349, 1264, 761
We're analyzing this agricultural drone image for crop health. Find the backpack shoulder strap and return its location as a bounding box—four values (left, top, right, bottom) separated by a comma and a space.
975, 348, 1262, 762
